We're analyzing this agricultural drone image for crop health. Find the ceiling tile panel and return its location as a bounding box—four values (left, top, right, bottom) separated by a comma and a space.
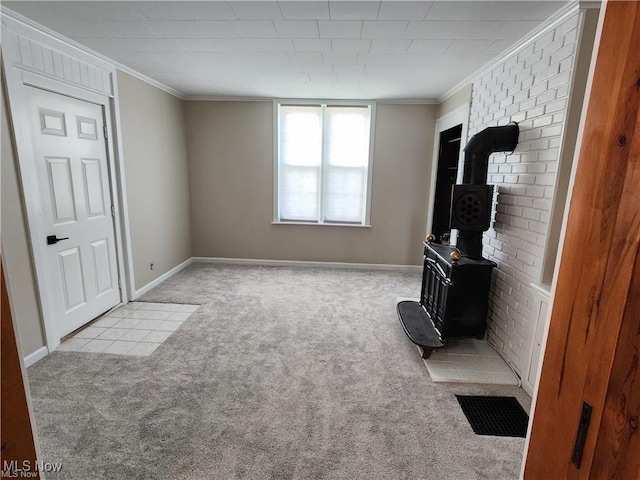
328, 1, 380, 20
331, 39, 372, 53
332, 64, 365, 74
278, 2, 330, 20
181, 52, 291, 65
364, 64, 397, 75
490, 21, 543, 39
377, 2, 434, 20
318, 21, 363, 39
425, 1, 537, 21
4, 1, 147, 21
287, 52, 324, 64
44, 21, 122, 38
446, 39, 494, 54
486, 39, 517, 54
273, 21, 319, 38
176, 39, 232, 53
233, 39, 297, 53
292, 39, 333, 52
322, 52, 358, 65
109, 52, 193, 66
252, 64, 305, 74
300, 64, 334, 74
106, 21, 160, 39
337, 73, 366, 82
356, 53, 395, 65
309, 73, 337, 82
146, 21, 238, 39
406, 39, 452, 54
369, 39, 412, 54
405, 20, 503, 39
133, 2, 238, 21
229, 2, 283, 20
361, 21, 409, 39
230, 21, 280, 38
78, 37, 155, 52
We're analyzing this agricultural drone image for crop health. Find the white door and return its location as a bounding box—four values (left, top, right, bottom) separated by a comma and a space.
26, 86, 120, 338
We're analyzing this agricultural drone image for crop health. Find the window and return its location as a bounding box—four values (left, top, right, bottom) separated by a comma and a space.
274, 101, 374, 226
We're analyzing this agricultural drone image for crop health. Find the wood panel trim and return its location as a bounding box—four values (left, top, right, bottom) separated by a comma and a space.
524, 1, 640, 478
1, 259, 40, 478
591, 246, 640, 478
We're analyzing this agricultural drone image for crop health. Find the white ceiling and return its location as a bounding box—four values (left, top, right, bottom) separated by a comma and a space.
3, 1, 570, 100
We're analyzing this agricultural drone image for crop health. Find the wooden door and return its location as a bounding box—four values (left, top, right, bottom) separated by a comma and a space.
26, 86, 120, 338
523, 1, 640, 478
1, 260, 40, 478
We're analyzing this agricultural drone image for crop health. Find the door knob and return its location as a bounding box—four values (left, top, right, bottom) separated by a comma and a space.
46, 235, 69, 245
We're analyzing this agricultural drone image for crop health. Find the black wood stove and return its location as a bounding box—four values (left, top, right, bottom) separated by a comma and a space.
397, 123, 519, 358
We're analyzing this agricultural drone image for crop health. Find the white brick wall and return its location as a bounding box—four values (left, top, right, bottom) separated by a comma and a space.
467, 11, 582, 375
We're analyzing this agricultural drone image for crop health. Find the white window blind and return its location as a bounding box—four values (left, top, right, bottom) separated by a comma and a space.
276, 102, 373, 225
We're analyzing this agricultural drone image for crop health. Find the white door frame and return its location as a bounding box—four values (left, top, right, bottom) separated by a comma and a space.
425, 103, 471, 242
1, 10, 136, 350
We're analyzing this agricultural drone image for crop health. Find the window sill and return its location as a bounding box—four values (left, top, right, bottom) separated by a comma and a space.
272, 221, 372, 228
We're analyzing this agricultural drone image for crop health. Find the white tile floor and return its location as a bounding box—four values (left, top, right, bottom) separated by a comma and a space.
57, 302, 200, 356
423, 338, 519, 385
395, 297, 519, 386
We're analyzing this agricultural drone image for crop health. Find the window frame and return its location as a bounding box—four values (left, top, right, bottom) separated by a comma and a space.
272, 99, 376, 227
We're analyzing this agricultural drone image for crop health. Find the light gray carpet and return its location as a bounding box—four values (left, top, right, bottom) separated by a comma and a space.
27, 264, 531, 479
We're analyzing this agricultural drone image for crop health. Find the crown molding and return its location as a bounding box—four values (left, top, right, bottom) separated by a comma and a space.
376, 98, 438, 105
0, 6, 186, 100
185, 95, 274, 102
185, 95, 438, 104
437, 1, 596, 105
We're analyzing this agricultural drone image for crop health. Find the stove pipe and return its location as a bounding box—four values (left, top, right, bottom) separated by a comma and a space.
456, 122, 519, 258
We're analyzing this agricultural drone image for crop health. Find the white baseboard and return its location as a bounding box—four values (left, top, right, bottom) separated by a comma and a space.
134, 258, 194, 299
24, 346, 48, 367
192, 257, 422, 273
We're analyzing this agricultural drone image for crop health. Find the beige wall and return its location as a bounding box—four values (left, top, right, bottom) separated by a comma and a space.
1, 73, 46, 357
117, 71, 192, 290
186, 101, 436, 266
436, 84, 472, 119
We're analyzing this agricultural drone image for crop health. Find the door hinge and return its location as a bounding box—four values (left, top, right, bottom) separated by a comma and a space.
117, 277, 121, 290
111, 205, 115, 218
103, 124, 108, 139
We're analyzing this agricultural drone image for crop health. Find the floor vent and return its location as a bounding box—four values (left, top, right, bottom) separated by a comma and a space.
456, 395, 529, 438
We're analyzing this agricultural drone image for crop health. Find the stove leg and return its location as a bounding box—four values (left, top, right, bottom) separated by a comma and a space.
420, 346, 433, 359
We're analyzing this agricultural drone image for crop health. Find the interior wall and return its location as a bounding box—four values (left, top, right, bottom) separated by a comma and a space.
186, 101, 436, 266
116, 71, 192, 291
541, 8, 599, 285
436, 84, 472, 119
467, 9, 594, 376
1, 68, 46, 358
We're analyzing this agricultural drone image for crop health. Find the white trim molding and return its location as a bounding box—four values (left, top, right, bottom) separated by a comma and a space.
186, 96, 438, 104
193, 257, 422, 274
134, 258, 194, 299
23, 346, 49, 368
